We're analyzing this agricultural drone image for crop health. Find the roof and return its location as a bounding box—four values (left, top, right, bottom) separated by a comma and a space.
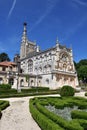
20, 44, 71, 61
0, 61, 17, 67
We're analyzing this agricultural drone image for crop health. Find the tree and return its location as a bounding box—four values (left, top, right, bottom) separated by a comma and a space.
77, 65, 87, 81
0, 53, 10, 62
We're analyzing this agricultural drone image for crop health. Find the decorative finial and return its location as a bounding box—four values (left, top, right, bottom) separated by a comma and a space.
24, 22, 27, 26
56, 37, 59, 45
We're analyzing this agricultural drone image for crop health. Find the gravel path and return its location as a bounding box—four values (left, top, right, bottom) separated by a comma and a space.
0, 97, 41, 130
0, 92, 86, 130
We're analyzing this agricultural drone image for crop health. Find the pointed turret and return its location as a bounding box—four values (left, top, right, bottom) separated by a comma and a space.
56, 37, 59, 46
20, 22, 28, 59
22, 22, 28, 43
56, 37, 60, 51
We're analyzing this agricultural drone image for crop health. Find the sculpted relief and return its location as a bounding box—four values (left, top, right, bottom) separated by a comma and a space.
55, 51, 74, 72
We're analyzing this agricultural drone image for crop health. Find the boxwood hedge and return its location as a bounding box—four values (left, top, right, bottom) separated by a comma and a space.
29, 97, 87, 130
0, 100, 9, 119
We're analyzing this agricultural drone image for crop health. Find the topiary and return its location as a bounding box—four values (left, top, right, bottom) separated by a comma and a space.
60, 85, 75, 97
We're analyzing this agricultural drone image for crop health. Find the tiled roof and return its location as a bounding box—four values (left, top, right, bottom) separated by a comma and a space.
0, 61, 17, 67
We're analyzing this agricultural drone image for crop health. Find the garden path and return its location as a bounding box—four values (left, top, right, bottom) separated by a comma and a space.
0, 96, 41, 130
0, 92, 86, 130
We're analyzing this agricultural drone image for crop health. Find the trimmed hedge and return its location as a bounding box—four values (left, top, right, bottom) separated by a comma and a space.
0, 90, 58, 98
0, 84, 11, 89
71, 110, 87, 120
21, 87, 49, 93
0, 109, 2, 119
29, 99, 64, 130
0, 89, 17, 95
60, 85, 75, 97
35, 101, 83, 130
0, 100, 9, 119
29, 97, 87, 130
0, 100, 9, 110
85, 93, 87, 96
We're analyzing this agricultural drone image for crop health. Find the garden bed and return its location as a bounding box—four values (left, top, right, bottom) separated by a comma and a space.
29, 96, 87, 130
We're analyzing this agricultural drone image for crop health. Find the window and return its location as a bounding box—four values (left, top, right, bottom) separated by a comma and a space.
0, 78, 3, 84
2, 67, 6, 71
46, 79, 49, 84
28, 59, 33, 72
9, 78, 14, 85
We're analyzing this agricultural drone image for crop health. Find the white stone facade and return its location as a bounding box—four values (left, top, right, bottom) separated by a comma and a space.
20, 23, 79, 89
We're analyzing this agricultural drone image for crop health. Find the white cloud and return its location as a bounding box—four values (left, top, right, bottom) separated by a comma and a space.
7, 0, 16, 19
30, 0, 58, 31
61, 15, 87, 42
72, 0, 87, 6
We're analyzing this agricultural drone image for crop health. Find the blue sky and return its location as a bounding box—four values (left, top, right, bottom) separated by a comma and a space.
0, 0, 87, 62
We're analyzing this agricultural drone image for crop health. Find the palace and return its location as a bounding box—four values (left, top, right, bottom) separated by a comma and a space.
19, 23, 78, 89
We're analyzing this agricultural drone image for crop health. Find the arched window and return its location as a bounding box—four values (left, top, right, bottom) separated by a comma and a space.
9, 78, 14, 85
20, 79, 24, 87
0, 78, 3, 84
28, 59, 33, 72
46, 79, 49, 84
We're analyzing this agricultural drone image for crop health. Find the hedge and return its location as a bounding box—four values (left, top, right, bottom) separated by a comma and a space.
0, 109, 2, 119
60, 85, 75, 97
29, 99, 64, 130
29, 97, 87, 130
0, 100, 9, 110
0, 84, 11, 89
21, 87, 49, 93
0, 91, 58, 98
85, 93, 87, 96
35, 101, 83, 130
71, 110, 87, 120
0, 89, 17, 95
0, 100, 9, 119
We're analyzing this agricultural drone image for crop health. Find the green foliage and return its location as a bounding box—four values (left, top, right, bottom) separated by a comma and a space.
0, 84, 11, 89
71, 110, 87, 120
75, 59, 87, 81
0, 100, 9, 110
29, 97, 86, 130
21, 87, 49, 93
0, 52, 10, 62
0, 88, 17, 95
77, 66, 87, 80
0, 109, 2, 119
85, 93, 87, 96
29, 99, 64, 130
0, 100, 9, 119
60, 85, 75, 97
0, 90, 58, 98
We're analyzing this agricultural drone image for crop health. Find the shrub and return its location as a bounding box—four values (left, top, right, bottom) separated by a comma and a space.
0, 108, 2, 119
71, 110, 87, 120
21, 87, 49, 93
60, 85, 75, 97
29, 99, 64, 130
36, 101, 83, 130
0, 100, 9, 119
0, 89, 17, 95
0, 84, 11, 89
0, 100, 9, 110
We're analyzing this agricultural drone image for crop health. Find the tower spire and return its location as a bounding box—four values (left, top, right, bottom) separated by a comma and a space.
56, 37, 59, 44
23, 22, 27, 36
21, 22, 28, 43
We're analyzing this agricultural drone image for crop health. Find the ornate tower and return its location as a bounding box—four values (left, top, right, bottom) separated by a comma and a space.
20, 23, 28, 59
20, 23, 36, 59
